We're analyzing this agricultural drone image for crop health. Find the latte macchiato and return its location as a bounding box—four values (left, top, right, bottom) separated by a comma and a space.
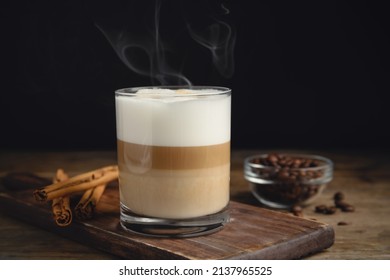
115, 86, 231, 236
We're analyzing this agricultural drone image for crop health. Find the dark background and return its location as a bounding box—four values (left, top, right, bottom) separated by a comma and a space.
1, 0, 389, 151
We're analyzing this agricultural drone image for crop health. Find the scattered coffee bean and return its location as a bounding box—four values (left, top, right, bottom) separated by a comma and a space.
314, 191, 356, 215
325, 206, 337, 214
315, 204, 337, 214
291, 205, 303, 217
315, 204, 327, 213
343, 205, 355, 212
337, 221, 349, 226
335, 201, 355, 212
333, 192, 356, 212
333, 192, 345, 202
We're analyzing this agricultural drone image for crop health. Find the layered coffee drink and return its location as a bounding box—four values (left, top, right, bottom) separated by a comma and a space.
115, 86, 231, 236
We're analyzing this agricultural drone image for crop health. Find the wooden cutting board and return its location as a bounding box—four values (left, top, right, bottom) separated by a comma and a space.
0, 185, 334, 259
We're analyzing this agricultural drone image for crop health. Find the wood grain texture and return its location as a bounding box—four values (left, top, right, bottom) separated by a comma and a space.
0, 149, 389, 259
0, 186, 334, 260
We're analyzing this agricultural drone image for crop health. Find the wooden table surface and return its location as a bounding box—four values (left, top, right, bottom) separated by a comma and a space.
0, 149, 389, 259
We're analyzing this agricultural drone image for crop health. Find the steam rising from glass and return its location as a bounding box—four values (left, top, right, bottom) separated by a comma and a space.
95, 0, 236, 86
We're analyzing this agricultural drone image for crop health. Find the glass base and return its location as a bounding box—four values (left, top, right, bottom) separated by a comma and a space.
120, 203, 230, 238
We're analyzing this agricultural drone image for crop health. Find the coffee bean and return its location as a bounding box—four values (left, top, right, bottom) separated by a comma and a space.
315, 204, 337, 214
268, 154, 278, 163
315, 205, 327, 213
334, 192, 345, 202
279, 159, 287, 166
292, 205, 302, 212
259, 158, 268, 166
341, 204, 355, 212
292, 159, 301, 168
310, 160, 320, 167
278, 170, 290, 180
291, 205, 303, 217
299, 170, 306, 177
335, 200, 355, 212
289, 175, 297, 181
325, 206, 337, 214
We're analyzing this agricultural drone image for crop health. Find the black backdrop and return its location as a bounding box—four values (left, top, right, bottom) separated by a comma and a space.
1, 0, 389, 150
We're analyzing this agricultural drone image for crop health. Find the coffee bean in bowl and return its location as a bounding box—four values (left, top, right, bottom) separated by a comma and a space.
244, 153, 333, 209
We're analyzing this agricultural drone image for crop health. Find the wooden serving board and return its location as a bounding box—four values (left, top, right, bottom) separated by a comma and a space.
0, 185, 334, 259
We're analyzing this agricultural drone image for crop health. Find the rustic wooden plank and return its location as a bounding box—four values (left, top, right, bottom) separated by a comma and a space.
0, 186, 334, 260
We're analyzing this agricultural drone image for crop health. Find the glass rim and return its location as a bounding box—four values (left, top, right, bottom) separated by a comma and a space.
115, 85, 231, 97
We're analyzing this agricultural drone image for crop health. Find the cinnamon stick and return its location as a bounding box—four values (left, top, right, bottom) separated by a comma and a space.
51, 169, 72, 227
33, 165, 118, 202
75, 184, 106, 220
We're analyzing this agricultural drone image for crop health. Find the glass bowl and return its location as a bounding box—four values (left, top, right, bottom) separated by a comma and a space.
244, 153, 333, 209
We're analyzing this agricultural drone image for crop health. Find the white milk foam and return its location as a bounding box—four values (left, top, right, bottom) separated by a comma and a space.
115, 88, 231, 147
